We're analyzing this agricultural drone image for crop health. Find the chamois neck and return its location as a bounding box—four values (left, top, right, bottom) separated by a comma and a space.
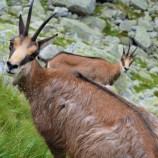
16, 60, 45, 100
109, 62, 122, 84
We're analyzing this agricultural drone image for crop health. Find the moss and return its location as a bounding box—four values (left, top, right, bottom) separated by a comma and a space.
154, 91, 158, 97
53, 36, 75, 47
40, 0, 48, 12
102, 22, 120, 36
131, 72, 158, 93
6, 0, 12, 6
115, 1, 145, 20
135, 58, 148, 68
93, 5, 104, 15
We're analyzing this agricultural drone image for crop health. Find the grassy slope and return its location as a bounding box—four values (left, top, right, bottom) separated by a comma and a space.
0, 76, 52, 158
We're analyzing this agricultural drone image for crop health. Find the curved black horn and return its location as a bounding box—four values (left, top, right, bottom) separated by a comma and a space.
19, 14, 25, 35
127, 42, 131, 55
23, 0, 34, 36
32, 13, 57, 41
123, 45, 126, 55
130, 47, 138, 57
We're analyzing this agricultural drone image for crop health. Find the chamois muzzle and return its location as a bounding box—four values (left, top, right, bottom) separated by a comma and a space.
6, 61, 18, 74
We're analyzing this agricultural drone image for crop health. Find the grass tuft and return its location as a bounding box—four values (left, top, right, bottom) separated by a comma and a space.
0, 76, 52, 158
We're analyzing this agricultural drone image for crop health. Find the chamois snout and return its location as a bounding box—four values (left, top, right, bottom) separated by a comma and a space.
6, 61, 18, 74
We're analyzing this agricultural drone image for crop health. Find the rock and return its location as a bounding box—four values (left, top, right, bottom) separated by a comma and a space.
150, 67, 158, 74
96, 0, 115, 2
60, 18, 102, 42
30, 21, 44, 30
81, 16, 106, 31
0, 62, 3, 74
7, 0, 21, 6
139, 71, 153, 81
54, 7, 69, 17
51, 0, 96, 15
102, 9, 118, 19
119, 20, 137, 32
138, 12, 153, 31
65, 41, 115, 61
103, 36, 120, 44
71, 13, 78, 20
39, 44, 61, 60
119, 0, 130, 6
8, 6, 23, 16
0, 14, 18, 24
128, 31, 135, 38
134, 27, 152, 49
130, 0, 148, 11
117, 10, 126, 20
0, 0, 7, 13
154, 17, 158, 32
149, 32, 158, 39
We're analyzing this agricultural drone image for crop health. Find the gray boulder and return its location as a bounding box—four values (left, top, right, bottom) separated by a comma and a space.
130, 0, 148, 11
119, 20, 137, 32
60, 18, 102, 42
51, 0, 96, 15
134, 27, 152, 49
39, 44, 61, 60
53, 7, 69, 17
0, 0, 7, 13
81, 16, 106, 31
138, 12, 153, 31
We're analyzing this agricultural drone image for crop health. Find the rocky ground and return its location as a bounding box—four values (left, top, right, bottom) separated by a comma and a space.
0, 0, 158, 113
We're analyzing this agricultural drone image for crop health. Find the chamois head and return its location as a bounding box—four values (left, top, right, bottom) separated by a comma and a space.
121, 44, 137, 72
5, 0, 57, 76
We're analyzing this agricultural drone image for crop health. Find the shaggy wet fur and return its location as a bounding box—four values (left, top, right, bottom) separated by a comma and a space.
15, 60, 158, 158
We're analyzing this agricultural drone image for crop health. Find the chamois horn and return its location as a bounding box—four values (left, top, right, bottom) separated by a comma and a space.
127, 42, 131, 56
23, 0, 34, 36
130, 47, 138, 57
19, 14, 25, 35
32, 13, 57, 41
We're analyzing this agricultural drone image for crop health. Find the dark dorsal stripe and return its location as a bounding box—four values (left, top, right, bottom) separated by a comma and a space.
73, 72, 158, 139
51, 51, 105, 61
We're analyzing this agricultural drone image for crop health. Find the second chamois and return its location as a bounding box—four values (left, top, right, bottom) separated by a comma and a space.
47, 46, 137, 85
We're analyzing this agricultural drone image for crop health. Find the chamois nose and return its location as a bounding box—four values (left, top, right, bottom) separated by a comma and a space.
124, 67, 129, 72
7, 61, 18, 70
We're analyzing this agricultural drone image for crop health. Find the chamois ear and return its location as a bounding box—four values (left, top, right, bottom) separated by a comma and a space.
19, 14, 25, 35
37, 33, 58, 49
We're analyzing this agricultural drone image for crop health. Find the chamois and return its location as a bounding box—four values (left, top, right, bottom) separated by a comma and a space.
47, 46, 137, 85
6, 0, 158, 157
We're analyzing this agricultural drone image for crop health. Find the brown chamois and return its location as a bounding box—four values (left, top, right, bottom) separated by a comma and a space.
47, 45, 137, 85
6, 0, 158, 157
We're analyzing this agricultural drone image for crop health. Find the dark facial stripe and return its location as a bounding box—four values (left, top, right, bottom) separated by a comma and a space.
121, 57, 125, 67
20, 51, 38, 66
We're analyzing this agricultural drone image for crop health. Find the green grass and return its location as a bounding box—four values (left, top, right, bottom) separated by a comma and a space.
0, 76, 52, 158
131, 72, 158, 93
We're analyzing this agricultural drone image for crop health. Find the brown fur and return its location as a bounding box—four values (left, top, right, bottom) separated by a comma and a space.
47, 51, 131, 85
6, 1, 158, 156
13, 59, 158, 158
